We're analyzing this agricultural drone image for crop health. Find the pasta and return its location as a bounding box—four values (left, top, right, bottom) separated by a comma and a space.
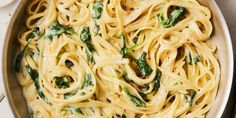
15, 0, 220, 117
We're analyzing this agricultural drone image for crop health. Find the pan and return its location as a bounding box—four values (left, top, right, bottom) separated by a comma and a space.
1, 0, 234, 117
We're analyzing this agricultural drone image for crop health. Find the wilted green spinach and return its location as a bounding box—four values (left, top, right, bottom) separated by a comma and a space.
62, 107, 83, 115
194, 56, 201, 64
188, 52, 193, 65
15, 43, 30, 72
54, 75, 74, 89
189, 53, 201, 65
64, 92, 75, 99
121, 113, 127, 118
184, 90, 197, 106
120, 33, 153, 77
135, 52, 153, 77
123, 70, 133, 83
86, 50, 95, 64
152, 68, 162, 95
15, 28, 40, 72
158, 7, 185, 28
93, 19, 101, 36
123, 87, 146, 107
47, 22, 77, 39
81, 73, 94, 89
25, 65, 46, 101
80, 26, 95, 52
93, 1, 103, 19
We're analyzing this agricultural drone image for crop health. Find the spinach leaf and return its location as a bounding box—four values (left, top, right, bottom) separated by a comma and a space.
64, 92, 75, 99
124, 44, 139, 53
62, 107, 83, 115
121, 45, 139, 59
194, 56, 201, 64
80, 26, 96, 52
119, 34, 152, 77
85, 50, 95, 64
71, 107, 83, 114
152, 68, 162, 95
47, 22, 77, 39
144, 84, 150, 91
54, 76, 74, 89
189, 53, 201, 65
65, 60, 74, 68
35, 77, 47, 101
81, 73, 94, 89
138, 92, 147, 102
184, 90, 196, 106
135, 52, 153, 77
93, 19, 101, 36
15, 28, 40, 72
123, 87, 146, 107
75, 108, 83, 114
28, 27, 40, 40
119, 33, 138, 61
25, 65, 46, 101
15, 44, 29, 72
120, 34, 131, 59
120, 33, 127, 56
25, 65, 38, 81
122, 113, 127, 118
158, 7, 185, 28
123, 71, 133, 83
93, 1, 103, 19
188, 52, 193, 65
80, 26, 90, 42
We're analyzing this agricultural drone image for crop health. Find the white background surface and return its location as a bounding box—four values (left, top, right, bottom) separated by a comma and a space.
0, 1, 17, 117
0, 0, 235, 117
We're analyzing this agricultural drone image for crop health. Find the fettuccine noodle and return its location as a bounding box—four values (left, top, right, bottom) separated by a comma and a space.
15, 0, 220, 118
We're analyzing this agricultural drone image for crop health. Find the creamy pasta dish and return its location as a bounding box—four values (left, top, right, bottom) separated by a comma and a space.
15, 0, 220, 117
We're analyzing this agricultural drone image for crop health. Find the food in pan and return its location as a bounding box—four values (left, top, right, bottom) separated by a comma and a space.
15, 0, 220, 117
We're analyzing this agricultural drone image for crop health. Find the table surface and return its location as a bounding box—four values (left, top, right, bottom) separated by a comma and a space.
0, 1, 17, 118
0, 0, 235, 118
